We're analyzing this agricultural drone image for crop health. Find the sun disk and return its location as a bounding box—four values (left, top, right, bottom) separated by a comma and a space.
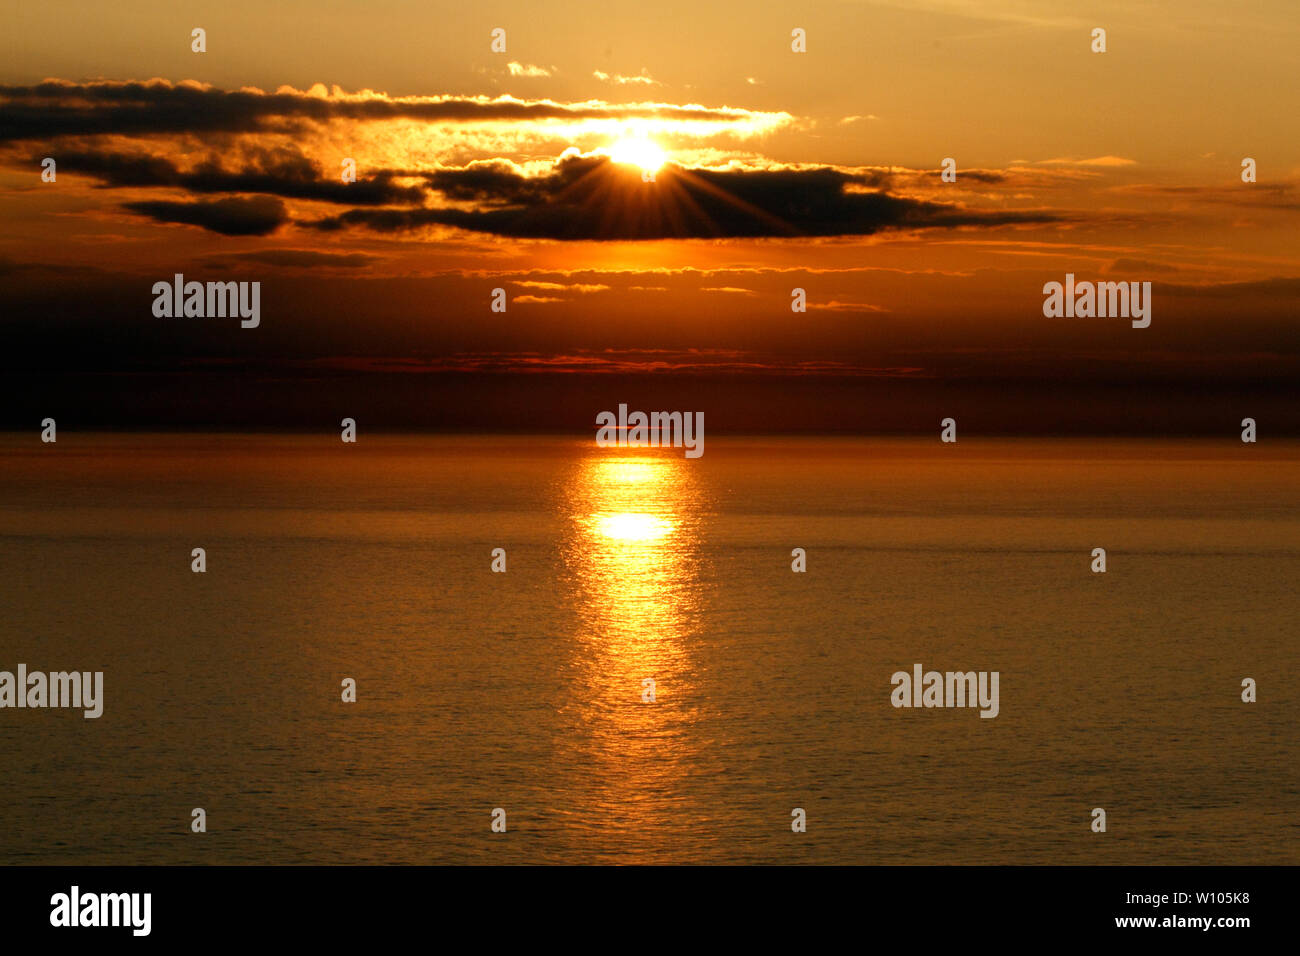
605, 137, 667, 173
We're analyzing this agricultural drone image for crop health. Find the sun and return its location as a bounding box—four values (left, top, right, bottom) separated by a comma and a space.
604, 136, 667, 174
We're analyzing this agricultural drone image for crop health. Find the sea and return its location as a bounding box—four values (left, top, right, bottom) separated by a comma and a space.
1, 433, 1296, 864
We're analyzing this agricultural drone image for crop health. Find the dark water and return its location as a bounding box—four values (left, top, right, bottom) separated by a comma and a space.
1, 434, 1296, 863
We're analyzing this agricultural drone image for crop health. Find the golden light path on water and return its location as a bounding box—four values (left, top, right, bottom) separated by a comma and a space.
557, 450, 711, 858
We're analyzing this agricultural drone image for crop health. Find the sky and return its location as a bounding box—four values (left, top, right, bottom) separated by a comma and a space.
2, 0, 1298, 432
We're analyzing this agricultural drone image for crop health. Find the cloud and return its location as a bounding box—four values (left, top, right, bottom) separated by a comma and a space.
38, 146, 425, 206
0, 79, 781, 142
1037, 156, 1138, 167
307, 154, 1060, 240
122, 196, 289, 236
199, 249, 381, 268
0, 256, 105, 277
1, 80, 1082, 242
507, 62, 552, 78
1155, 276, 1300, 300
592, 70, 660, 86
916, 166, 1007, 184
1109, 182, 1300, 211
805, 299, 891, 312
513, 280, 611, 293
301, 349, 929, 377
1104, 257, 1182, 275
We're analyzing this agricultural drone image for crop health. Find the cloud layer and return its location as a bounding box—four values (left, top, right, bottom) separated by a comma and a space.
1, 78, 1068, 241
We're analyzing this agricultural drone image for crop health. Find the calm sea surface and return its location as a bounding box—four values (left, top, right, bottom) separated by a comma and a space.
1, 434, 1296, 864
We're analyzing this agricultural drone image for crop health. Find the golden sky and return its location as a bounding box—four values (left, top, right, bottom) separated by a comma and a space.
1, 0, 1297, 430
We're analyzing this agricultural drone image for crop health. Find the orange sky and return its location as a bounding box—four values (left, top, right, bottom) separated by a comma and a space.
1, 1, 1298, 431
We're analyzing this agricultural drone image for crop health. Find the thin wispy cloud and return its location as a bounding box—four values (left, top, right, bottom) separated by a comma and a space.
1036, 156, 1138, 167
0, 79, 787, 143
592, 69, 660, 86
506, 62, 552, 78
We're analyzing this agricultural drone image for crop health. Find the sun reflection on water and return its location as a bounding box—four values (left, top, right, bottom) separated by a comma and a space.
556, 449, 710, 857
564, 453, 706, 645
591, 511, 673, 541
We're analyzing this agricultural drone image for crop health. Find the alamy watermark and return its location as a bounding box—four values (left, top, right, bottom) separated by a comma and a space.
50, 886, 150, 936
595, 403, 704, 458
0, 665, 103, 718
891, 663, 999, 718
1043, 273, 1151, 328
152, 273, 260, 328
